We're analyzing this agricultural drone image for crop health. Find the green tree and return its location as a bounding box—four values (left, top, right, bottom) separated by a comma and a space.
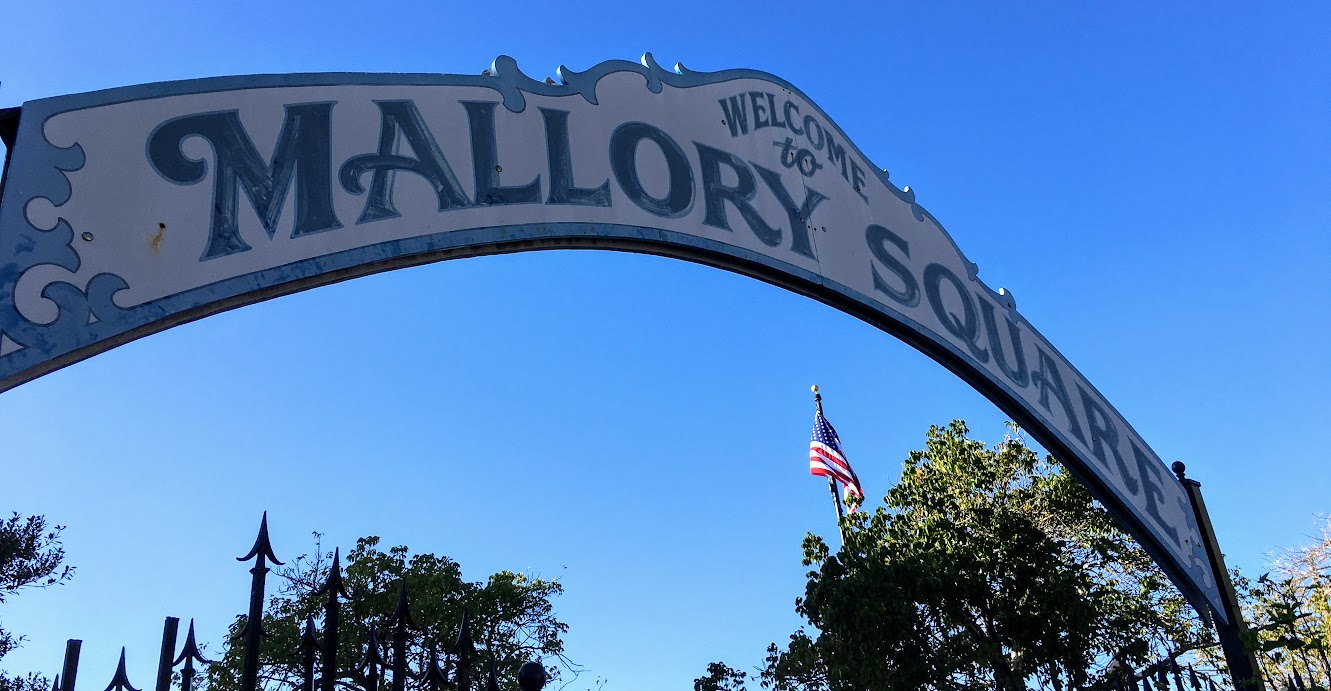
694, 662, 751, 691
205, 534, 573, 691
1228, 516, 1331, 688
0, 513, 76, 691
698, 421, 1208, 691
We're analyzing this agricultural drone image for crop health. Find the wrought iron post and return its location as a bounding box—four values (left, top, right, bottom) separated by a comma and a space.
236, 512, 284, 691
154, 618, 179, 691
173, 620, 209, 691
316, 547, 348, 691
60, 639, 82, 691
1172, 463, 1265, 691
389, 581, 417, 691
484, 664, 499, 691
448, 609, 477, 691
298, 617, 321, 691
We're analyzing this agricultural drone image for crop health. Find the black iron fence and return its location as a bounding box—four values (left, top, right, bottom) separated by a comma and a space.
46, 514, 547, 691
1095, 627, 1330, 691
1097, 654, 1223, 691
40, 515, 1328, 691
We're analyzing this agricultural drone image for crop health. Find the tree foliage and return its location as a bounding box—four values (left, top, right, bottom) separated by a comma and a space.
0, 513, 75, 691
695, 662, 750, 691
205, 534, 573, 691
698, 421, 1209, 691
1229, 516, 1331, 689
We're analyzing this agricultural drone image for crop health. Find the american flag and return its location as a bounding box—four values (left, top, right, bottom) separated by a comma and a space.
810, 408, 864, 510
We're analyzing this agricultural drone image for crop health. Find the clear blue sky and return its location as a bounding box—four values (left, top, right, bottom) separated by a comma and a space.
1, 3, 1328, 690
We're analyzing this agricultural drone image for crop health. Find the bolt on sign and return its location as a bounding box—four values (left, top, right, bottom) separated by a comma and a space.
0, 54, 1224, 620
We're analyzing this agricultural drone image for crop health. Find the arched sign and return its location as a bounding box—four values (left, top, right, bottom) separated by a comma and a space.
0, 55, 1222, 619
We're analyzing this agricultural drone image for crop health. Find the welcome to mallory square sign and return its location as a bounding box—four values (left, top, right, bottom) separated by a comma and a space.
0, 54, 1223, 619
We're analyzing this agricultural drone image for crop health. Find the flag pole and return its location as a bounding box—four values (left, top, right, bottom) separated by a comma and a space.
812, 385, 847, 545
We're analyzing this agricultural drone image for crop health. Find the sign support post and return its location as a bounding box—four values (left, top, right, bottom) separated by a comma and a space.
1172, 462, 1265, 691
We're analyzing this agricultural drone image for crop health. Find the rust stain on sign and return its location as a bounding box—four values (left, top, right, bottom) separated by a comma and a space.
149, 223, 166, 254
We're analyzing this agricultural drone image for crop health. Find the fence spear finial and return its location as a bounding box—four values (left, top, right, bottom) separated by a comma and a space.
173, 620, 209, 691
421, 647, 447, 691
297, 617, 322, 656
297, 617, 321, 691
103, 649, 141, 691
1187, 666, 1202, 691
237, 512, 283, 565
448, 608, 476, 660
389, 580, 417, 630
1168, 658, 1185, 691
360, 631, 388, 669
315, 547, 348, 599
449, 609, 477, 691
173, 620, 211, 666
359, 631, 388, 691
484, 662, 500, 691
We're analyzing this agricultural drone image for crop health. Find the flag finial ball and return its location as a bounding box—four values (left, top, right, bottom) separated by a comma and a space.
811, 384, 819, 393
